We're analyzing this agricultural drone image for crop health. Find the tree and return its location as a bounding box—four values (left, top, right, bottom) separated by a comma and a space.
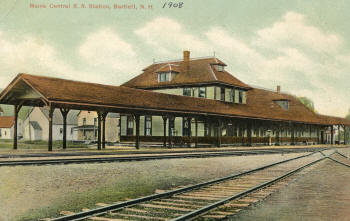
298, 97, 316, 113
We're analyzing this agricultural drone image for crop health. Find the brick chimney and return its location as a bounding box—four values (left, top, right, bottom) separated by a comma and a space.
277, 85, 281, 93
183, 50, 190, 73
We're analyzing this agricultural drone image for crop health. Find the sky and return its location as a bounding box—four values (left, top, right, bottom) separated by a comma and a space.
0, 0, 349, 117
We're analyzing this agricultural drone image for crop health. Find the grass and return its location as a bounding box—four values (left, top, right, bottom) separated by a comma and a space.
0, 140, 89, 150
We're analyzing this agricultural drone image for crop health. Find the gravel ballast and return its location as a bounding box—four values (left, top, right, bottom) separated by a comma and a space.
0, 152, 306, 221
230, 157, 350, 221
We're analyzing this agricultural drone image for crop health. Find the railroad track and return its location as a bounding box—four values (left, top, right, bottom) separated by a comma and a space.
327, 151, 350, 168
49, 150, 333, 221
0, 147, 329, 159
0, 148, 328, 167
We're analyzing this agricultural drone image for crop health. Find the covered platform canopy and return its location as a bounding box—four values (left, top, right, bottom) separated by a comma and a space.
1, 73, 349, 151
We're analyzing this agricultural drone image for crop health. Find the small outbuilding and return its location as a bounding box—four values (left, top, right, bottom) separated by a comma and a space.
0, 116, 15, 140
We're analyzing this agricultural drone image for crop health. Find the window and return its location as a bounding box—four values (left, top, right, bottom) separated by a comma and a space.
275, 100, 289, 110
214, 65, 224, 72
0, 129, 1, 137
144, 116, 152, 136
60, 128, 63, 134
239, 90, 243, 103
94, 118, 97, 126
127, 116, 134, 136
229, 89, 235, 102
198, 87, 206, 98
183, 87, 191, 96
220, 87, 225, 101
83, 118, 86, 125
71, 128, 73, 134
158, 72, 171, 82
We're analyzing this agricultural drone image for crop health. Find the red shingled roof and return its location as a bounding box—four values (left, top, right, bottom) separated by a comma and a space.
1, 74, 349, 126
122, 57, 251, 89
0, 116, 14, 128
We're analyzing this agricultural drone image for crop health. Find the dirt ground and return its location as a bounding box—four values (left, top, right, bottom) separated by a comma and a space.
231, 154, 350, 221
0, 153, 306, 221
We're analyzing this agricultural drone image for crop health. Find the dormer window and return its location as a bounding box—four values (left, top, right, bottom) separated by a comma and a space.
214, 64, 224, 72
275, 100, 289, 110
158, 72, 170, 82
158, 71, 178, 82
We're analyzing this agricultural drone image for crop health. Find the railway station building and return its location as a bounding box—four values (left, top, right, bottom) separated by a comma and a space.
0, 51, 349, 151
119, 51, 350, 147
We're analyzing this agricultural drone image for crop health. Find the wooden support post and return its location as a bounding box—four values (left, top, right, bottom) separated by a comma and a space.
187, 117, 191, 147
275, 123, 280, 146
14, 106, 18, 150
338, 125, 341, 145
60, 108, 70, 150
135, 114, 140, 150
217, 119, 221, 147
343, 126, 346, 145
168, 116, 174, 148
97, 112, 102, 150
48, 105, 54, 151
102, 112, 108, 149
162, 116, 167, 148
291, 123, 295, 145
195, 118, 198, 148
247, 121, 252, 146
240, 122, 244, 145
13, 104, 22, 150
331, 126, 334, 145
317, 126, 320, 144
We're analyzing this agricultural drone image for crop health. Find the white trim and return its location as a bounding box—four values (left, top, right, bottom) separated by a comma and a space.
208, 64, 218, 81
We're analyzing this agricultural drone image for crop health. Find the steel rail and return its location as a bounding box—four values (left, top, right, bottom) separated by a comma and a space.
172, 153, 334, 221
327, 157, 350, 168
0, 149, 315, 167
0, 147, 326, 159
0, 151, 264, 167
334, 151, 350, 159
50, 151, 321, 221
